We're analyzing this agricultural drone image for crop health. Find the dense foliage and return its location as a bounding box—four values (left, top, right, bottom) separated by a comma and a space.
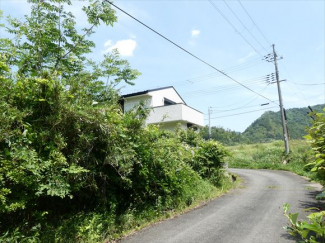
200, 126, 248, 146
0, 1, 231, 241
305, 108, 325, 181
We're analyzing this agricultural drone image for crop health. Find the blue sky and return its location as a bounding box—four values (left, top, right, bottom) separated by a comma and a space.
1, 0, 324, 132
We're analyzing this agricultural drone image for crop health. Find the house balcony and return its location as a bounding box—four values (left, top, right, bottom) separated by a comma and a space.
146, 103, 204, 127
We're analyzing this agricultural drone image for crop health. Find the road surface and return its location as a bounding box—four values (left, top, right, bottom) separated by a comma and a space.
120, 169, 323, 243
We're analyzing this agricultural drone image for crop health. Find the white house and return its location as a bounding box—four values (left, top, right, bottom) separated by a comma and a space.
121, 86, 204, 130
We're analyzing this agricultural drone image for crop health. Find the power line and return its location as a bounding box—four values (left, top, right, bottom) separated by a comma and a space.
287, 81, 325, 86
122, 57, 267, 94
208, 0, 263, 56
205, 106, 278, 120
222, 0, 268, 53
183, 74, 274, 97
184, 83, 268, 98
237, 0, 272, 47
170, 59, 267, 87
209, 102, 270, 113
164, 58, 266, 87
202, 84, 272, 109
107, 0, 278, 105
280, 63, 309, 106
183, 79, 269, 97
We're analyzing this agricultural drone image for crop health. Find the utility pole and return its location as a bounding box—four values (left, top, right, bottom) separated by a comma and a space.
208, 107, 212, 139
272, 44, 290, 154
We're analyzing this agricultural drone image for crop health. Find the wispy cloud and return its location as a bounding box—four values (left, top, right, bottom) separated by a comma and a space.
191, 29, 200, 37
103, 39, 137, 56
189, 29, 201, 46
238, 51, 256, 64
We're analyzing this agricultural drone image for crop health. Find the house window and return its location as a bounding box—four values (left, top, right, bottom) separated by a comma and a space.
164, 98, 176, 106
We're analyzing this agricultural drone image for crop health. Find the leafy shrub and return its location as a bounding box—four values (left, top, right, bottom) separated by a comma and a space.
304, 108, 325, 180
283, 203, 325, 243
193, 140, 229, 186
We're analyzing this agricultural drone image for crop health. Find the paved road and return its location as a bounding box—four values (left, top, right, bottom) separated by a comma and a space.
120, 169, 323, 243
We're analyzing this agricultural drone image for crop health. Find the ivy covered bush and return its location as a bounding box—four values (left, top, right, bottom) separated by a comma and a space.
0, 1, 230, 241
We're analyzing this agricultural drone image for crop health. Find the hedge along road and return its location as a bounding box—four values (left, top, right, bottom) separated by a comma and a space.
120, 169, 323, 243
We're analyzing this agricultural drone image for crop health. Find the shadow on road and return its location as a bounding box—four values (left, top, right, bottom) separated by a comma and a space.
299, 191, 324, 211
280, 232, 300, 242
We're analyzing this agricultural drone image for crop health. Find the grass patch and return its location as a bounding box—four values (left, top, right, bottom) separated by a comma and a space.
226, 140, 323, 183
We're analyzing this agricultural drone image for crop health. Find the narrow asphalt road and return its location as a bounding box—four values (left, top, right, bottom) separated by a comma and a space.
120, 169, 324, 243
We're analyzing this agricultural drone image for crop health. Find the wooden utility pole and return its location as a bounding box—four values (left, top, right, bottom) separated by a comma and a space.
272, 44, 290, 154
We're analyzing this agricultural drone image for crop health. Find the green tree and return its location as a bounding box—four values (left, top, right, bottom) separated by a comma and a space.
0, 0, 140, 239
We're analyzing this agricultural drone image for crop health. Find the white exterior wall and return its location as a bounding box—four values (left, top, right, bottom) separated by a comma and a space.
123, 94, 152, 112
146, 104, 204, 127
148, 88, 184, 107
123, 87, 203, 130
181, 105, 204, 127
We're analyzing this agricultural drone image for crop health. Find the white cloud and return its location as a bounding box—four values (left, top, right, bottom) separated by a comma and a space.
103, 39, 137, 56
191, 29, 200, 37
238, 51, 256, 64
104, 40, 112, 47
189, 29, 201, 46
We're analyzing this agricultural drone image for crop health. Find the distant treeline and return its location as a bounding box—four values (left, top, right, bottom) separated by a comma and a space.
200, 104, 325, 145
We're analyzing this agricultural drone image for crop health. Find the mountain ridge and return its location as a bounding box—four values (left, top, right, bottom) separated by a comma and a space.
200, 103, 325, 145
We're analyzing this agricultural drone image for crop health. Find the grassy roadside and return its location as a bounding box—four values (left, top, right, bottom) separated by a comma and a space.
225, 140, 323, 184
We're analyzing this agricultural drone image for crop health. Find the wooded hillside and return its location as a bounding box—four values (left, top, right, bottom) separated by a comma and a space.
201, 104, 325, 145
243, 104, 324, 142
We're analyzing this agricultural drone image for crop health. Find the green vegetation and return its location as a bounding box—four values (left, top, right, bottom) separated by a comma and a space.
0, 1, 234, 242
225, 140, 320, 181
283, 203, 325, 243
243, 104, 324, 143
201, 104, 324, 145
304, 109, 325, 182
200, 126, 248, 146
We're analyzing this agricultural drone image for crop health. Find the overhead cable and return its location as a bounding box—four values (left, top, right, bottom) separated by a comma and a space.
208, 0, 262, 56
287, 81, 325, 86
237, 0, 272, 47
183, 80, 269, 97
202, 83, 272, 109
106, 0, 278, 105
205, 106, 278, 120
209, 102, 270, 113
222, 0, 268, 53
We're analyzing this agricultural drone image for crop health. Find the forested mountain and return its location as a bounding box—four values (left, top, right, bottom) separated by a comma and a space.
201, 104, 325, 145
243, 104, 324, 142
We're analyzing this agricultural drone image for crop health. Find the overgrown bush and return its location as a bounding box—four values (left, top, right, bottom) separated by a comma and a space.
305, 108, 325, 181
0, 2, 231, 240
